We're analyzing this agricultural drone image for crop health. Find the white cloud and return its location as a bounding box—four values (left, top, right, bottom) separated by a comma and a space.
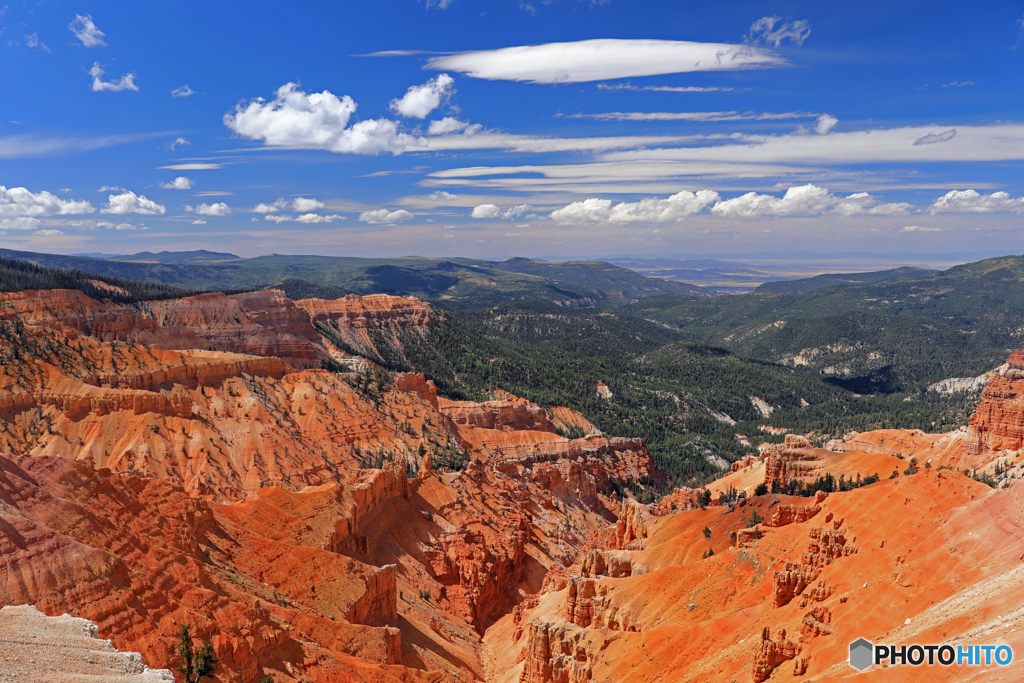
295, 213, 345, 223
358, 208, 414, 224
171, 85, 195, 98
186, 202, 231, 217
428, 117, 478, 135
428, 191, 458, 201
471, 204, 501, 219
25, 34, 50, 53
0, 217, 42, 230
95, 221, 138, 230
167, 136, 190, 151
69, 14, 106, 48
550, 190, 720, 224
425, 39, 785, 84
254, 201, 285, 213
33, 229, 63, 236
814, 114, 838, 135
192, 219, 207, 225
0, 186, 94, 217
88, 63, 138, 92
101, 191, 165, 215
98, 185, 125, 193
569, 110, 815, 122
711, 185, 912, 218
254, 198, 325, 213
942, 81, 974, 88
159, 176, 193, 190
264, 214, 291, 223
745, 16, 811, 47
472, 203, 533, 219
597, 83, 733, 93
224, 82, 420, 155
929, 189, 1024, 214
901, 225, 942, 232
914, 129, 956, 146
59, 188, 71, 193
390, 74, 455, 119
291, 197, 325, 212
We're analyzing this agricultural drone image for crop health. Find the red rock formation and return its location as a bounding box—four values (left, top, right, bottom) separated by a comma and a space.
765, 503, 821, 527
965, 351, 1024, 462
519, 620, 595, 683
752, 627, 798, 683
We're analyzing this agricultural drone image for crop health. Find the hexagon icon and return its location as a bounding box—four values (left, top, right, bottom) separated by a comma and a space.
849, 638, 874, 671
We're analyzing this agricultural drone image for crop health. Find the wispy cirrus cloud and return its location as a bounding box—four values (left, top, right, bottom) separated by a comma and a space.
0, 132, 169, 159
596, 83, 734, 93
745, 16, 811, 47
563, 110, 816, 122
425, 39, 786, 84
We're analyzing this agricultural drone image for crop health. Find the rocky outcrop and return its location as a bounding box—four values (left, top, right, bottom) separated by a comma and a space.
965, 351, 1024, 461
766, 503, 822, 528
441, 395, 559, 434
773, 525, 857, 607
520, 620, 595, 683
614, 500, 648, 549
762, 436, 821, 492
578, 549, 632, 578
295, 293, 435, 327
0, 605, 174, 682
752, 627, 798, 683
394, 372, 439, 409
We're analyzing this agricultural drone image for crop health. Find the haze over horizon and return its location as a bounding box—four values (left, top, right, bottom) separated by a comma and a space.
3, 0, 1024, 261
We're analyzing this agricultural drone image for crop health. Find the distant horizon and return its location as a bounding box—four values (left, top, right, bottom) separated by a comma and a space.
3, 1, 1023, 260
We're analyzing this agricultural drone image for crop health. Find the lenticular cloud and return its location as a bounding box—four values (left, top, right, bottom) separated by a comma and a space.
426, 39, 785, 84
224, 83, 422, 155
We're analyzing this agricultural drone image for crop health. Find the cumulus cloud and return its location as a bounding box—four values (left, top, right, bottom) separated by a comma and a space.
295, 213, 345, 223
98, 185, 125, 192
550, 191, 720, 224
69, 14, 106, 48
425, 39, 785, 84
192, 219, 207, 225
745, 16, 811, 47
390, 74, 455, 119
264, 215, 291, 223
224, 82, 420, 155
427, 191, 458, 201
291, 197, 325, 212
159, 176, 193, 190
101, 191, 165, 215
186, 202, 231, 217
427, 117, 481, 135
95, 221, 139, 230
711, 184, 912, 218
33, 229, 63, 236
901, 225, 942, 232
472, 204, 533, 219
89, 63, 138, 92
254, 198, 325, 213
929, 189, 1024, 214
813, 114, 838, 135
1, 186, 94, 217
914, 129, 956, 145
358, 208, 414, 224
171, 85, 195, 98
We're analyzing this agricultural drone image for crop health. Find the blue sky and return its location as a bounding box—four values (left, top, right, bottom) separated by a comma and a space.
2, 0, 1023, 261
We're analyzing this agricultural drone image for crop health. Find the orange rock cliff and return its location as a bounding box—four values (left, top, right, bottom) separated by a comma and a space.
1, 287, 1024, 682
